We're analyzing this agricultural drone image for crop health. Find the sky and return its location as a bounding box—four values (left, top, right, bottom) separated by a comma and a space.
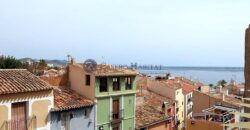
0, 0, 249, 67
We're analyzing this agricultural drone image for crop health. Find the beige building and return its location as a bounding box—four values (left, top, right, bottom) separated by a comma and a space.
0, 69, 54, 130
192, 90, 244, 115
148, 79, 185, 130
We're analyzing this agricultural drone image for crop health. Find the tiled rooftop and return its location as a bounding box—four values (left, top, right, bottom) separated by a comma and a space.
149, 80, 182, 90
181, 83, 198, 94
136, 89, 176, 109
136, 90, 174, 129
73, 63, 138, 76
153, 77, 200, 94
175, 77, 205, 86
136, 104, 170, 129
52, 86, 94, 111
0, 69, 53, 95
201, 91, 243, 107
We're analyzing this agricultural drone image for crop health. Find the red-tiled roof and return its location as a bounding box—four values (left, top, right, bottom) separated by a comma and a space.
164, 77, 199, 94
73, 63, 139, 76
181, 83, 197, 94
0, 69, 52, 95
136, 90, 174, 129
136, 104, 171, 129
175, 77, 205, 86
136, 90, 176, 108
52, 86, 94, 111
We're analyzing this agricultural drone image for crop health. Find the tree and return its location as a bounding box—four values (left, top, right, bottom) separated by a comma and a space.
0, 55, 24, 69
218, 80, 227, 87
38, 59, 47, 68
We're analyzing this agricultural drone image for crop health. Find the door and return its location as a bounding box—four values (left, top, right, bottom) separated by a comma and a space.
112, 126, 119, 130
112, 99, 120, 120
11, 102, 27, 130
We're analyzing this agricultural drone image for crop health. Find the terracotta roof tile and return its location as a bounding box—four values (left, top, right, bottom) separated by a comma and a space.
136, 104, 170, 129
136, 90, 176, 108
202, 91, 243, 107
73, 63, 138, 76
136, 90, 174, 129
154, 77, 200, 94
52, 86, 94, 111
0, 69, 52, 95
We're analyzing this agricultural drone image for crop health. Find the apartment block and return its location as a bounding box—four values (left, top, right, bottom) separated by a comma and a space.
68, 62, 138, 130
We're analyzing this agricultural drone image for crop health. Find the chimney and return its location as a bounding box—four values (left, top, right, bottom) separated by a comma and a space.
140, 86, 143, 95
225, 89, 229, 96
70, 58, 75, 64
222, 93, 225, 101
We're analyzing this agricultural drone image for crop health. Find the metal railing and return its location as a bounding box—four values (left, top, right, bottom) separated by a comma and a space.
187, 108, 192, 114
110, 109, 124, 123
3, 115, 36, 130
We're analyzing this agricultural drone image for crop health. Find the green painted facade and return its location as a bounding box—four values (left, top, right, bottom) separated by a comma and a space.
95, 76, 136, 130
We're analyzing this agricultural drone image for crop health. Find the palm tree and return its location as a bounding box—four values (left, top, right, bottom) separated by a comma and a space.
218, 80, 227, 87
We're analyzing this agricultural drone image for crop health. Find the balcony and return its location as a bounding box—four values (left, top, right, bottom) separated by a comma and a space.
187, 108, 192, 114
176, 108, 179, 113
110, 109, 124, 124
3, 115, 36, 130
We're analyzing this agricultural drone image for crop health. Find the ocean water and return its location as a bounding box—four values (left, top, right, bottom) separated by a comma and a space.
138, 67, 244, 85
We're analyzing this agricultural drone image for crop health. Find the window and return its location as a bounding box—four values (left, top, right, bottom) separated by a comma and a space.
84, 108, 90, 118
61, 113, 70, 130
100, 77, 108, 92
113, 77, 120, 91
86, 75, 91, 86
112, 99, 120, 119
125, 77, 132, 90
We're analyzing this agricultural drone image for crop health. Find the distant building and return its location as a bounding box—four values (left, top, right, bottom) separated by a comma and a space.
226, 80, 245, 96
187, 105, 236, 130
68, 61, 138, 130
192, 90, 244, 123
0, 69, 53, 130
50, 86, 95, 130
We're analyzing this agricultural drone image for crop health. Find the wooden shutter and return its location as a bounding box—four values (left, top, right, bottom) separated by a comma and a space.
113, 100, 119, 114
11, 102, 27, 130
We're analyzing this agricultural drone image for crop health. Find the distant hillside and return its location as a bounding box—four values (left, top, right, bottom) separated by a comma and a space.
19, 58, 67, 66
46, 59, 67, 66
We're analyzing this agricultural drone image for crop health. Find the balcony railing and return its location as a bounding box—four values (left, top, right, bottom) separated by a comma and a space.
3, 115, 36, 130
187, 108, 192, 114
110, 109, 124, 123
176, 108, 179, 113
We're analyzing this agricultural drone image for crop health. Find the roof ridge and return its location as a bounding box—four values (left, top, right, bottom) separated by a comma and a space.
0, 69, 27, 71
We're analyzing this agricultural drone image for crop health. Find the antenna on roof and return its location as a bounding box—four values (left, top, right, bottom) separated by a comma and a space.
101, 56, 106, 64
67, 54, 71, 65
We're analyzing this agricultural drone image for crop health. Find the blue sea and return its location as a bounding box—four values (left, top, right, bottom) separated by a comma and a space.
138, 67, 244, 85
